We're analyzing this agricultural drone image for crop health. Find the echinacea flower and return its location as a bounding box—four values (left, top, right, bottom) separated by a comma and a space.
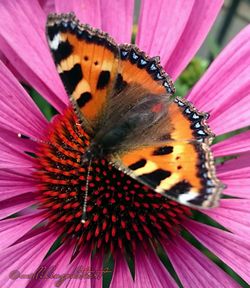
0, 0, 250, 287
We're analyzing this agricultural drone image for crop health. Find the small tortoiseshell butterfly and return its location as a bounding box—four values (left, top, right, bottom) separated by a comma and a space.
46, 13, 224, 220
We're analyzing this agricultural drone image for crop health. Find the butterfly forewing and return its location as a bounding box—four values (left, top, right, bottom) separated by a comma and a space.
46, 13, 119, 127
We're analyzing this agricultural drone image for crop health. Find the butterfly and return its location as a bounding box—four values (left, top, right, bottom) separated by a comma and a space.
46, 12, 224, 220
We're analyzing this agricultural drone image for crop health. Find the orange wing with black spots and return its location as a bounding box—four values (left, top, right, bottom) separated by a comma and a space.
112, 98, 224, 208
116, 44, 175, 96
46, 13, 119, 126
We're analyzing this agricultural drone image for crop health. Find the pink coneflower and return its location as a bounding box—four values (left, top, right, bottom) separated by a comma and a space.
0, 0, 249, 287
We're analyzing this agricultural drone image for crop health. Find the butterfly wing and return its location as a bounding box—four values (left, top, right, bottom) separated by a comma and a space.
111, 98, 224, 208
46, 13, 119, 128
115, 44, 175, 95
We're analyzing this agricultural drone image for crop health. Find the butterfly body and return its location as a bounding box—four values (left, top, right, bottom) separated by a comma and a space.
46, 13, 224, 210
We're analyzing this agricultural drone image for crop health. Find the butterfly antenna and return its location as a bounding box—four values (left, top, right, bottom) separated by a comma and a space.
81, 157, 92, 224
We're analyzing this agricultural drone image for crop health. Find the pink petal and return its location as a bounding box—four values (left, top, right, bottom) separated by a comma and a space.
203, 199, 250, 238
99, 0, 134, 43
26, 240, 75, 288
0, 62, 48, 138
134, 245, 178, 288
136, 0, 223, 80
0, 0, 68, 113
184, 220, 250, 284
0, 193, 36, 219
222, 178, 250, 199
38, 0, 55, 14
0, 51, 24, 81
188, 25, 250, 135
0, 138, 35, 170
0, 212, 45, 251
217, 153, 250, 179
0, 179, 36, 202
91, 250, 104, 288
0, 228, 58, 287
55, 0, 134, 43
61, 246, 92, 288
55, 0, 102, 28
165, 235, 240, 288
213, 131, 250, 157
0, 126, 37, 154
137, 0, 194, 65
110, 250, 133, 288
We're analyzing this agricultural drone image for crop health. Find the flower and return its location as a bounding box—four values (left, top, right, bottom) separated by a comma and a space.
0, 0, 249, 287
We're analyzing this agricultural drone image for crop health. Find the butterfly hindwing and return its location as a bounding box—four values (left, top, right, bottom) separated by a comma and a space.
112, 98, 223, 208
46, 13, 119, 125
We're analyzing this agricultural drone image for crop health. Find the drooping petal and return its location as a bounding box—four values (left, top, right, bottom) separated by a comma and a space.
203, 199, 250, 238
213, 131, 250, 157
0, 0, 68, 113
0, 228, 58, 287
0, 193, 36, 219
188, 25, 250, 135
110, 250, 134, 288
136, 0, 223, 80
164, 235, 240, 288
134, 245, 178, 288
55, 0, 134, 43
26, 240, 75, 288
0, 212, 45, 251
0, 62, 48, 138
184, 220, 250, 284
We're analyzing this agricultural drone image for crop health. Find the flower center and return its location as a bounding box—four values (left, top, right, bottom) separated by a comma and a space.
35, 107, 191, 253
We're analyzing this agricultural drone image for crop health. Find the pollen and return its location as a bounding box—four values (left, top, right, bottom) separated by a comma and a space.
35, 106, 191, 254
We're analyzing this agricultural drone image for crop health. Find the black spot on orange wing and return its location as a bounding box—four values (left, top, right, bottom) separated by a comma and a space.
47, 25, 59, 41
139, 169, 171, 188
128, 159, 147, 170
97, 71, 111, 89
164, 181, 192, 198
115, 73, 127, 93
77, 92, 92, 108
52, 40, 73, 64
153, 146, 173, 155
59, 63, 83, 95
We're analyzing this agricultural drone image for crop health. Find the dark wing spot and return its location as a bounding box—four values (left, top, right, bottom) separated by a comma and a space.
47, 25, 59, 41
153, 146, 173, 156
115, 73, 127, 93
52, 40, 73, 64
59, 64, 83, 95
139, 169, 171, 188
164, 181, 191, 198
128, 159, 147, 171
97, 71, 110, 89
77, 92, 92, 108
